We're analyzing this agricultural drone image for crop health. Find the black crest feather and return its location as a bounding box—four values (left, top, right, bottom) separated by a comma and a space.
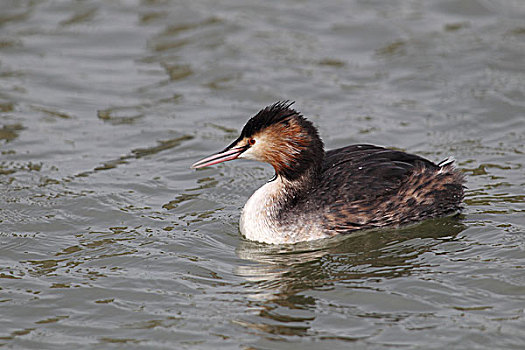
240, 101, 297, 138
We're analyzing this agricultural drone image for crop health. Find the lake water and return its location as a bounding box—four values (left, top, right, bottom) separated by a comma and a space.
1, 0, 524, 349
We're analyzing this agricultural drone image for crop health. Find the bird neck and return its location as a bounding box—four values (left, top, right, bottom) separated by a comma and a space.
274, 134, 324, 186
273, 151, 324, 205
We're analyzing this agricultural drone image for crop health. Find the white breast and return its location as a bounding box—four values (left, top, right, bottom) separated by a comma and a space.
239, 176, 329, 244
240, 178, 287, 244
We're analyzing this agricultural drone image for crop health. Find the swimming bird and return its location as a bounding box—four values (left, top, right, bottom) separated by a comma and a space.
191, 102, 465, 244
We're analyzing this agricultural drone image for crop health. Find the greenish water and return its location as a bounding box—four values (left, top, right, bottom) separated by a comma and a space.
1, 1, 524, 349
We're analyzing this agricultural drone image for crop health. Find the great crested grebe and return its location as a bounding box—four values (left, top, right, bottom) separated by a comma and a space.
192, 102, 465, 244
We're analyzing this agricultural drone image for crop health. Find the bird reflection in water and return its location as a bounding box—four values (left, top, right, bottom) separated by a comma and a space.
233, 217, 466, 338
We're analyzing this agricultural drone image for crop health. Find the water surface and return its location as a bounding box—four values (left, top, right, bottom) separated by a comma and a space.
1, 0, 524, 349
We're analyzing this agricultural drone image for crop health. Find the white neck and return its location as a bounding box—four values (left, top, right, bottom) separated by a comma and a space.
239, 174, 328, 244
239, 176, 290, 244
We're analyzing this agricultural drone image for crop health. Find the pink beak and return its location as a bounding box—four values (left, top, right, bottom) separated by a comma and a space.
191, 146, 247, 169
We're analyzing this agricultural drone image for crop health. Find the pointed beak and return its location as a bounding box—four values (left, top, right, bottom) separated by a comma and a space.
191, 145, 248, 169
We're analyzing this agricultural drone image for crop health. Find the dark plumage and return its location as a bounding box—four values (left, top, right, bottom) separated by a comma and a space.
192, 102, 466, 244
303, 144, 464, 233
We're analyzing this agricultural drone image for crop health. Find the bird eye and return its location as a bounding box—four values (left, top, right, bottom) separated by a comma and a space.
249, 139, 256, 146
